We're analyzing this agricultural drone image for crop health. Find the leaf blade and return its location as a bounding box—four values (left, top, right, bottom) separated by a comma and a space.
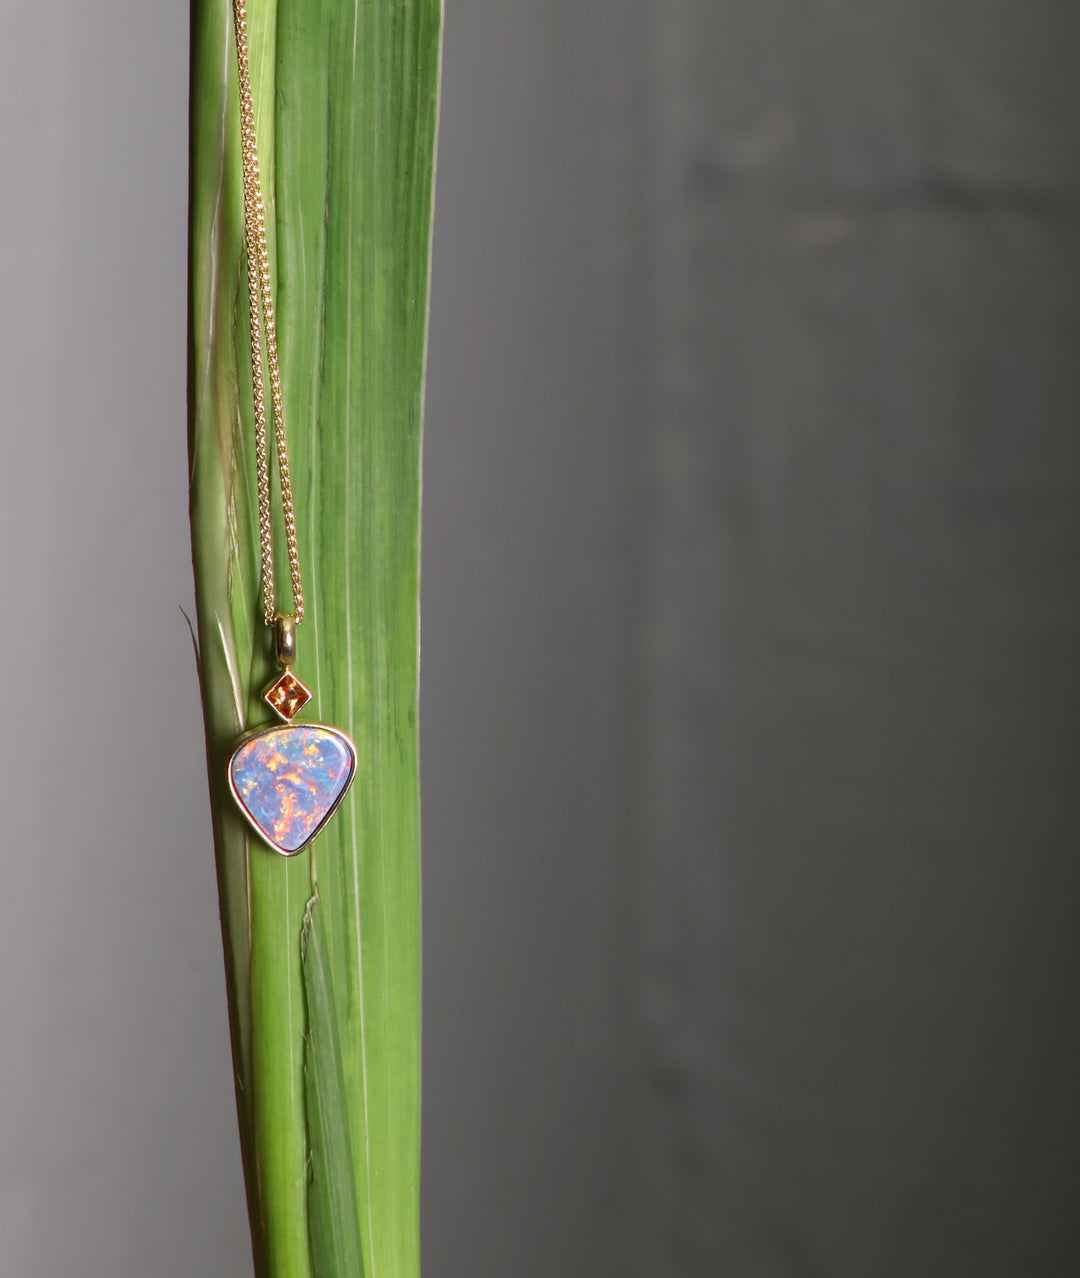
190, 1, 441, 1275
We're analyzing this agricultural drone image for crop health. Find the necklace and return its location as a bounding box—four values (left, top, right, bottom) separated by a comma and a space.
224, 0, 356, 856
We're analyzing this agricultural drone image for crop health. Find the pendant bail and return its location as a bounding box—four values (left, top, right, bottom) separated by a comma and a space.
274, 613, 297, 669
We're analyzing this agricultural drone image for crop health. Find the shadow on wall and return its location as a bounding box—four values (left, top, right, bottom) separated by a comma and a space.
421, 3, 1080, 1277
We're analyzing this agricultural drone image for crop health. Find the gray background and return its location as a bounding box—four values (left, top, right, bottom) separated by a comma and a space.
2, 2, 1079, 1276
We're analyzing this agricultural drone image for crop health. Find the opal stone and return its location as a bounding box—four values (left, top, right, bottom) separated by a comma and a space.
229, 724, 355, 853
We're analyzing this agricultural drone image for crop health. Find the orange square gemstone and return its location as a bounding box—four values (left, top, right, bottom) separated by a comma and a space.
264, 670, 312, 721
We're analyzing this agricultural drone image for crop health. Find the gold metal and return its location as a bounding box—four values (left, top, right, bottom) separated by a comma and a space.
274, 613, 297, 668
232, 0, 304, 628
225, 2, 358, 859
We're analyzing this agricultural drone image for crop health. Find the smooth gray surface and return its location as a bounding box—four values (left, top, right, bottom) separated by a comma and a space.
0, 3, 251, 1276
2, 2, 1079, 1276
423, 3, 1080, 1277
422, 5, 647, 1274
631, 7, 1080, 1275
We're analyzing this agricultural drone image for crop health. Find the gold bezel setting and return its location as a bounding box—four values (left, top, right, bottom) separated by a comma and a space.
227, 722, 357, 857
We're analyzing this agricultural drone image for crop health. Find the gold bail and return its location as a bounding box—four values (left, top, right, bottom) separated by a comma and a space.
274, 614, 297, 669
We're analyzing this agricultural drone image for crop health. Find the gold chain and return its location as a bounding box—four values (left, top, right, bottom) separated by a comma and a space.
232, 0, 304, 627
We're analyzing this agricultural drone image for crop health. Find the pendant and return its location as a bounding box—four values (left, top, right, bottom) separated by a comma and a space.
227, 619, 356, 856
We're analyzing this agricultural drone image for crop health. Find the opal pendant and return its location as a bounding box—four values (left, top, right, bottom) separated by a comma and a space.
227, 661, 356, 856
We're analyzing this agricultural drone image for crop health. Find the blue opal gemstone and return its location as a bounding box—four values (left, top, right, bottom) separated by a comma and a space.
229, 724, 355, 853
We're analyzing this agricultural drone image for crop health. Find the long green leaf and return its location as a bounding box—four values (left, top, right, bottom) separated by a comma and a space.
188, 2, 441, 1274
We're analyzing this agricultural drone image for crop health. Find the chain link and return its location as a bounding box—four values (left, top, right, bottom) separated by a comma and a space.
232, 0, 304, 627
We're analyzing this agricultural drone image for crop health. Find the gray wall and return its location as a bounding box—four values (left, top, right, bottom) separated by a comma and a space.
3, 2, 1079, 1276
1, 2, 250, 1274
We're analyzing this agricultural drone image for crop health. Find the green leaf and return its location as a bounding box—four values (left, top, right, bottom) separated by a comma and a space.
188, 2, 441, 1275
302, 893, 365, 1278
